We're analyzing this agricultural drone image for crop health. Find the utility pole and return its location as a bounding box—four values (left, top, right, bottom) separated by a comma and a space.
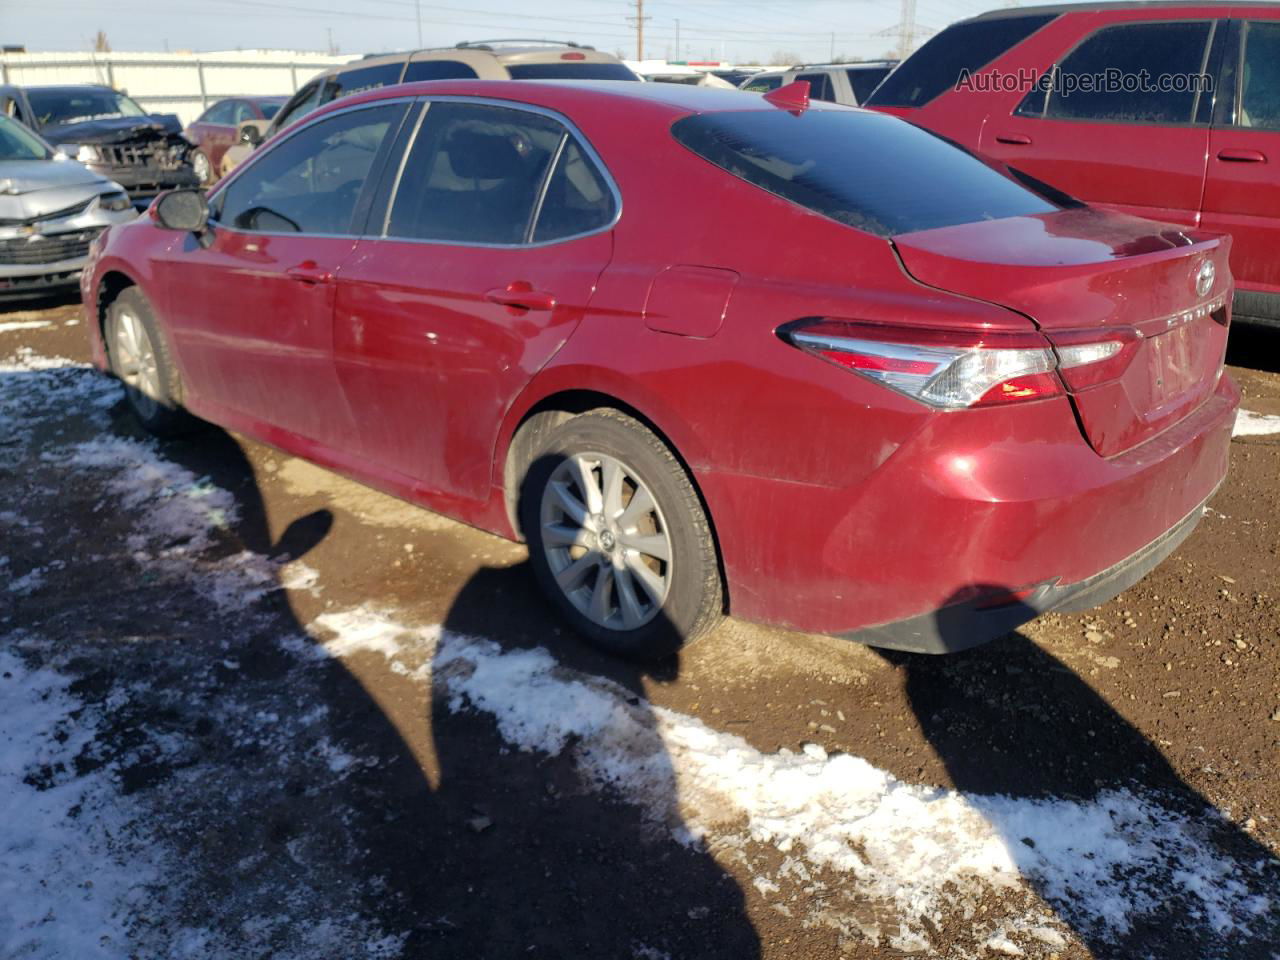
898, 0, 918, 57
628, 0, 651, 61
830, 31, 835, 61
675, 18, 680, 60
415, 0, 423, 48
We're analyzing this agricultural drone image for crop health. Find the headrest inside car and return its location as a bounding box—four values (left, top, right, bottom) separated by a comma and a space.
443, 127, 526, 180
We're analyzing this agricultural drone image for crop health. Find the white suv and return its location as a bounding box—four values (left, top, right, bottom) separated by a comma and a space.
740, 61, 897, 106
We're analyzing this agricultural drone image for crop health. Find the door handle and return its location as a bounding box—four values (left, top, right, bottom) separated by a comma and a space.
1217, 148, 1266, 163
484, 282, 556, 312
994, 133, 1033, 146
285, 260, 334, 284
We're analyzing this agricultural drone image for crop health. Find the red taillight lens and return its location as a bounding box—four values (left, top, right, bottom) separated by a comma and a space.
783, 320, 1062, 409
783, 319, 1139, 410
561, 52, 587, 60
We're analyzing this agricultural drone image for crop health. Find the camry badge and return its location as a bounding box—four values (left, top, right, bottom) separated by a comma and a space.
1195, 260, 1216, 298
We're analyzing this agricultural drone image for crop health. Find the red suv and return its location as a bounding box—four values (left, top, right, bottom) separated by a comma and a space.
867, 2, 1280, 329
81, 81, 1238, 660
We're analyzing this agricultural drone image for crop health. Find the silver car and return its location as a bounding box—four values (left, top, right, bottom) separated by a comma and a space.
0, 115, 136, 299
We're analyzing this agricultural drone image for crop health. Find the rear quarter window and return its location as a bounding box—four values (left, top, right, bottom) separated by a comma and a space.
403, 60, 480, 81
867, 14, 1056, 108
671, 109, 1058, 237
505, 62, 639, 81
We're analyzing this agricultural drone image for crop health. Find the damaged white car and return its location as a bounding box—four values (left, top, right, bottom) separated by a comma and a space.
0, 115, 136, 299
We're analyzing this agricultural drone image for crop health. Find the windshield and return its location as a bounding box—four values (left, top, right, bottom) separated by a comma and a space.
672, 108, 1057, 237
0, 116, 52, 160
26, 88, 147, 128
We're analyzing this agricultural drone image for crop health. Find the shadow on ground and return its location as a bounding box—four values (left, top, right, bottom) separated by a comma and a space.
25, 396, 761, 957
877, 591, 1280, 959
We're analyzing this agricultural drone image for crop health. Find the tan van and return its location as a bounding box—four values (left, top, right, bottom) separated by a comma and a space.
220, 40, 637, 174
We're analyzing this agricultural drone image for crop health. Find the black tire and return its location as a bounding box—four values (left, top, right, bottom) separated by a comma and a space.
105, 287, 199, 437
520, 409, 724, 660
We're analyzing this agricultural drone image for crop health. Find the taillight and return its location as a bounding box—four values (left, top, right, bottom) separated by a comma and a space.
782, 319, 1131, 410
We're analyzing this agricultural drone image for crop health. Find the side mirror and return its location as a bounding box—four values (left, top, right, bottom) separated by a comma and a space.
153, 189, 211, 239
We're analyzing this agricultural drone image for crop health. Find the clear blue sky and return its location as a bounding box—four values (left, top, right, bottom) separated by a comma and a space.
0, 0, 1142, 63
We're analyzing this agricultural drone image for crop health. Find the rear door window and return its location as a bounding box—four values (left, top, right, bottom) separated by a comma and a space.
386, 101, 564, 244
867, 14, 1056, 107
403, 59, 480, 82
385, 101, 615, 245
742, 75, 783, 93
672, 109, 1057, 237
1239, 21, 1280, 130
1033, 21, 1215, 125
218, 103, 403, 234
795, 73, 835, 102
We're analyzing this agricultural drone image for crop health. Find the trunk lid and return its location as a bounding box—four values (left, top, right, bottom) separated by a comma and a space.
892, 208, 1232, 457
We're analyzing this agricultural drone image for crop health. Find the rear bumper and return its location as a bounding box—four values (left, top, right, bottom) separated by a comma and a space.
841, 496, 1209, 654
710, 372, 1239, 646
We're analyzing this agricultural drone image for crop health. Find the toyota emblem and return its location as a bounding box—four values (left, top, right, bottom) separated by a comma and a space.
1195, 260, 1216, 298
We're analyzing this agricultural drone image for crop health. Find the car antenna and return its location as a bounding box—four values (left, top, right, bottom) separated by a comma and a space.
763, 80, 810, 115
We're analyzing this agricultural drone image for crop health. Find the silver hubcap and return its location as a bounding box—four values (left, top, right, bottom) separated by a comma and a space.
540, 452, 673, 631
112, 310, 161, 420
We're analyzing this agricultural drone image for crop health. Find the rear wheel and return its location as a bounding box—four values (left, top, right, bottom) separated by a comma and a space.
521, 410, 723, 660
105, 288, 198, 437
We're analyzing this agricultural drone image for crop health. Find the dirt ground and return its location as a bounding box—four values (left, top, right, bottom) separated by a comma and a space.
2, 296, 1278, 960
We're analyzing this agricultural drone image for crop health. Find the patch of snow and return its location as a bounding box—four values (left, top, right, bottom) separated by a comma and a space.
1234, 409, 1280, 437
308, 609, 1276, 952
0, 649, 165, 958
0, 320, 52, 333
6, 567, 45, 595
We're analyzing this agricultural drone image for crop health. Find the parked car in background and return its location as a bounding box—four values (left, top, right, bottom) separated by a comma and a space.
218, 40, 638, 175
83, 81, 1237, 660
740, 61, 897, 104
865, 2, 1280, 329
184, 95, 287, 183
0, 115, 135, 298
0, 84, 199, 205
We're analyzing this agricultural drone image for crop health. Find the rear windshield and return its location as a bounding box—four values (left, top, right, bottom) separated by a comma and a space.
671, 109, 1058, 237
506, 62, 639, 81
867, 15, 1056, 108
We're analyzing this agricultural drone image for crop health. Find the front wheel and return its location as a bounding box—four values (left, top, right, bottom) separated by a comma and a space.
521, 410, 724, 660
105, 287, 199, 437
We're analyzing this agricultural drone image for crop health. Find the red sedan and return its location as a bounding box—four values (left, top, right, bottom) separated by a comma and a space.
81, 80, 1239, 659
183, 95, 288, 184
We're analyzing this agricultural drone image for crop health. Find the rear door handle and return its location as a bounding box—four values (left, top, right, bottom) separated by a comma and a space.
285, 260, 334, 284
485, 282, 556, 312
1217, 148, 1266, 163
994, 133, 1033, 146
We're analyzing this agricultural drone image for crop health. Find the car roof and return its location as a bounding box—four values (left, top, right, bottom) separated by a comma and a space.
16, 84, 117, 92
968, 0, 1279, 21
316, 77, 804, 123
329, 42, 626, 75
